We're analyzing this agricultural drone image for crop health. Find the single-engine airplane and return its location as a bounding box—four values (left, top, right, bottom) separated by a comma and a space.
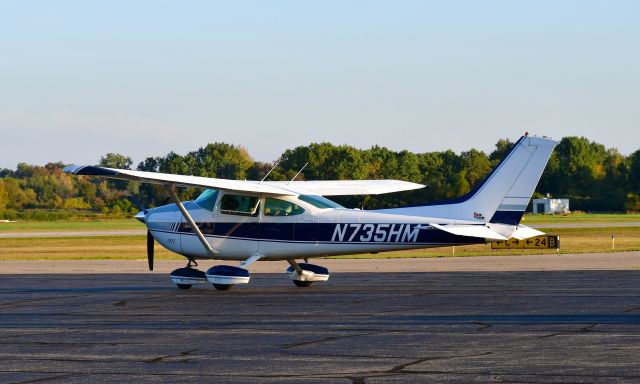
64, 134, 557, 290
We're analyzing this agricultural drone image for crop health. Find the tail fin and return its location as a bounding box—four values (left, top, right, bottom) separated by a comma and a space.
380, 135, 558, 224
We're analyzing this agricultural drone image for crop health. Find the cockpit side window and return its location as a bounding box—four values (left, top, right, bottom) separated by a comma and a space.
194, 189, 219, 211
218, 194, 260, 216
264, 198, 305, 216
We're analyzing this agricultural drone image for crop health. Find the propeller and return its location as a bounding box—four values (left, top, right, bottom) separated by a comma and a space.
147, 230, 154, 271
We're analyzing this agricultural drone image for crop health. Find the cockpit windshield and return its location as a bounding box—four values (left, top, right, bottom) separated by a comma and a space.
194, 189, 219, 211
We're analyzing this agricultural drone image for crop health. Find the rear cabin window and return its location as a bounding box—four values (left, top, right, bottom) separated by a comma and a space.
264, 198, 305, 216
298, 194, 344, 209
194, 189, 219, 211
219, 194, 260, 216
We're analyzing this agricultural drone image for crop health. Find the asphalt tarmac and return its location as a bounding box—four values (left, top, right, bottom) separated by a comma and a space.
2, 256, 640, 383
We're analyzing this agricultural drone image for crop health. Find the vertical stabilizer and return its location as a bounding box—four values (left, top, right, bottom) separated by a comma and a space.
377, 135, 558, 224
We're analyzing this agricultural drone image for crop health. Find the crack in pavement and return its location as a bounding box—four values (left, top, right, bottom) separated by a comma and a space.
341, 352, 494, 383
540, 323, 598, 338
0, 295, 83, 309
144, 349, 197, 364
8, 373, 75, 384
280, 331, 390, 349
387, 352, 494, 373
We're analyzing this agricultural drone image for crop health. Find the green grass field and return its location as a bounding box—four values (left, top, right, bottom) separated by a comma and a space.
0, 219, 143, 232
521, 213, 640, 224
1, 220, 639, 261
0, 235, 180, 261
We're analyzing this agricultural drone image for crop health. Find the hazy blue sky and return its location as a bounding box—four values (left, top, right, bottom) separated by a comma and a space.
1, 0, 638, 170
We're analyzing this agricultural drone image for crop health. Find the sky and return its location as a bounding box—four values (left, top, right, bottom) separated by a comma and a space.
1, 0, 639, 170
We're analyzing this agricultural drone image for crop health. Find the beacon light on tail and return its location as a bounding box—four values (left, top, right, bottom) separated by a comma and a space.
64, 134, 557, 291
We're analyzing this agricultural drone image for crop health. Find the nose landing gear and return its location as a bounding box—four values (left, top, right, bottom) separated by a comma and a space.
169, 259, 206, 289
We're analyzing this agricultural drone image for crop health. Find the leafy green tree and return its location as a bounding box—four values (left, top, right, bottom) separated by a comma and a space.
453, 170, 471, 197
189, 143, 253, 179
460, 149, 492, 189
0, 168, 13, 178
629, 150, 640, 193
99, 153, 133, 169
1, 136, 639, 214
0, 180, 8, 210
625, 193, 640, 213
159, 152, 189, 175
489, 138, 513, 164
0, 178, 36, 209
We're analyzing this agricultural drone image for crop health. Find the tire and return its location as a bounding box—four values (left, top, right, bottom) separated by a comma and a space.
176, 284, 192, 290
293, 280, 313, 288
213, 284, 233, 291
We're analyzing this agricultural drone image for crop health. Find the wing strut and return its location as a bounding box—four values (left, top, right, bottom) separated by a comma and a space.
164, 184, 219, 258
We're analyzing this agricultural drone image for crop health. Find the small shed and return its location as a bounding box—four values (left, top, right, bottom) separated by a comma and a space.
532, 198, 570, 214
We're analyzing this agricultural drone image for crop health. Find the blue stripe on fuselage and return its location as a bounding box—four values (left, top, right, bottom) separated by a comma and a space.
171, 222, 483, 245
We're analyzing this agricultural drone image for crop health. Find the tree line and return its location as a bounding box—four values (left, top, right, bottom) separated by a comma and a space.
1, 136, 639, 219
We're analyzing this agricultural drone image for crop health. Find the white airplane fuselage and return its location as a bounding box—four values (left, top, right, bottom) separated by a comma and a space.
144, 195, 484, 261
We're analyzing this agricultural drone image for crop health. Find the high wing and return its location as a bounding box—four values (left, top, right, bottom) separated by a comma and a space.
268, 180, 425, 196
63, 165, 425, 196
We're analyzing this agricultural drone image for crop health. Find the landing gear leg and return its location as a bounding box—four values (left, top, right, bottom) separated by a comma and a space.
287, 260, 313, 287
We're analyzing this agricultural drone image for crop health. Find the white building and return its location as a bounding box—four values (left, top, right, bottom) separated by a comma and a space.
532, 198, 570, 214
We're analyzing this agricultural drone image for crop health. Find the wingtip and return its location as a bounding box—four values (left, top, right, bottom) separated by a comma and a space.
63, 165, 84, 174
63, 165, 119, 176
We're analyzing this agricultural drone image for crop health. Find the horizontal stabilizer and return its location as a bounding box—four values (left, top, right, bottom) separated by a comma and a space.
510, 225, 545, 240
430, 223, 508, 241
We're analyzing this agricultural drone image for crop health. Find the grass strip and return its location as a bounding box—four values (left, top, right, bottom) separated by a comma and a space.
1, 226, 639, 261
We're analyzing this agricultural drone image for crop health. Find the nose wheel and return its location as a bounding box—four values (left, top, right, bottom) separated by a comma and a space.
169, 260, 207, 289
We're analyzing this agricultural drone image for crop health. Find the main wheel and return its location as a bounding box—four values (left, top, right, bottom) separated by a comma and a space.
213, 284, 233, 291
293, 280, 313, 288
176, 284, 192, 289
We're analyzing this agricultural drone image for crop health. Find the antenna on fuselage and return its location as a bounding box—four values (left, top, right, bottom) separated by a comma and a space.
288, 162, 308, 185
260, 159, 281, 184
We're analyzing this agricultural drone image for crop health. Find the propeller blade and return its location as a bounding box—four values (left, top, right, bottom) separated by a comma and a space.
147, 230, 154, 271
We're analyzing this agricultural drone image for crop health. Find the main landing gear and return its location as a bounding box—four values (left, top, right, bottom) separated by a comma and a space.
169, 258, 330, 291
286, 260, 330, 288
